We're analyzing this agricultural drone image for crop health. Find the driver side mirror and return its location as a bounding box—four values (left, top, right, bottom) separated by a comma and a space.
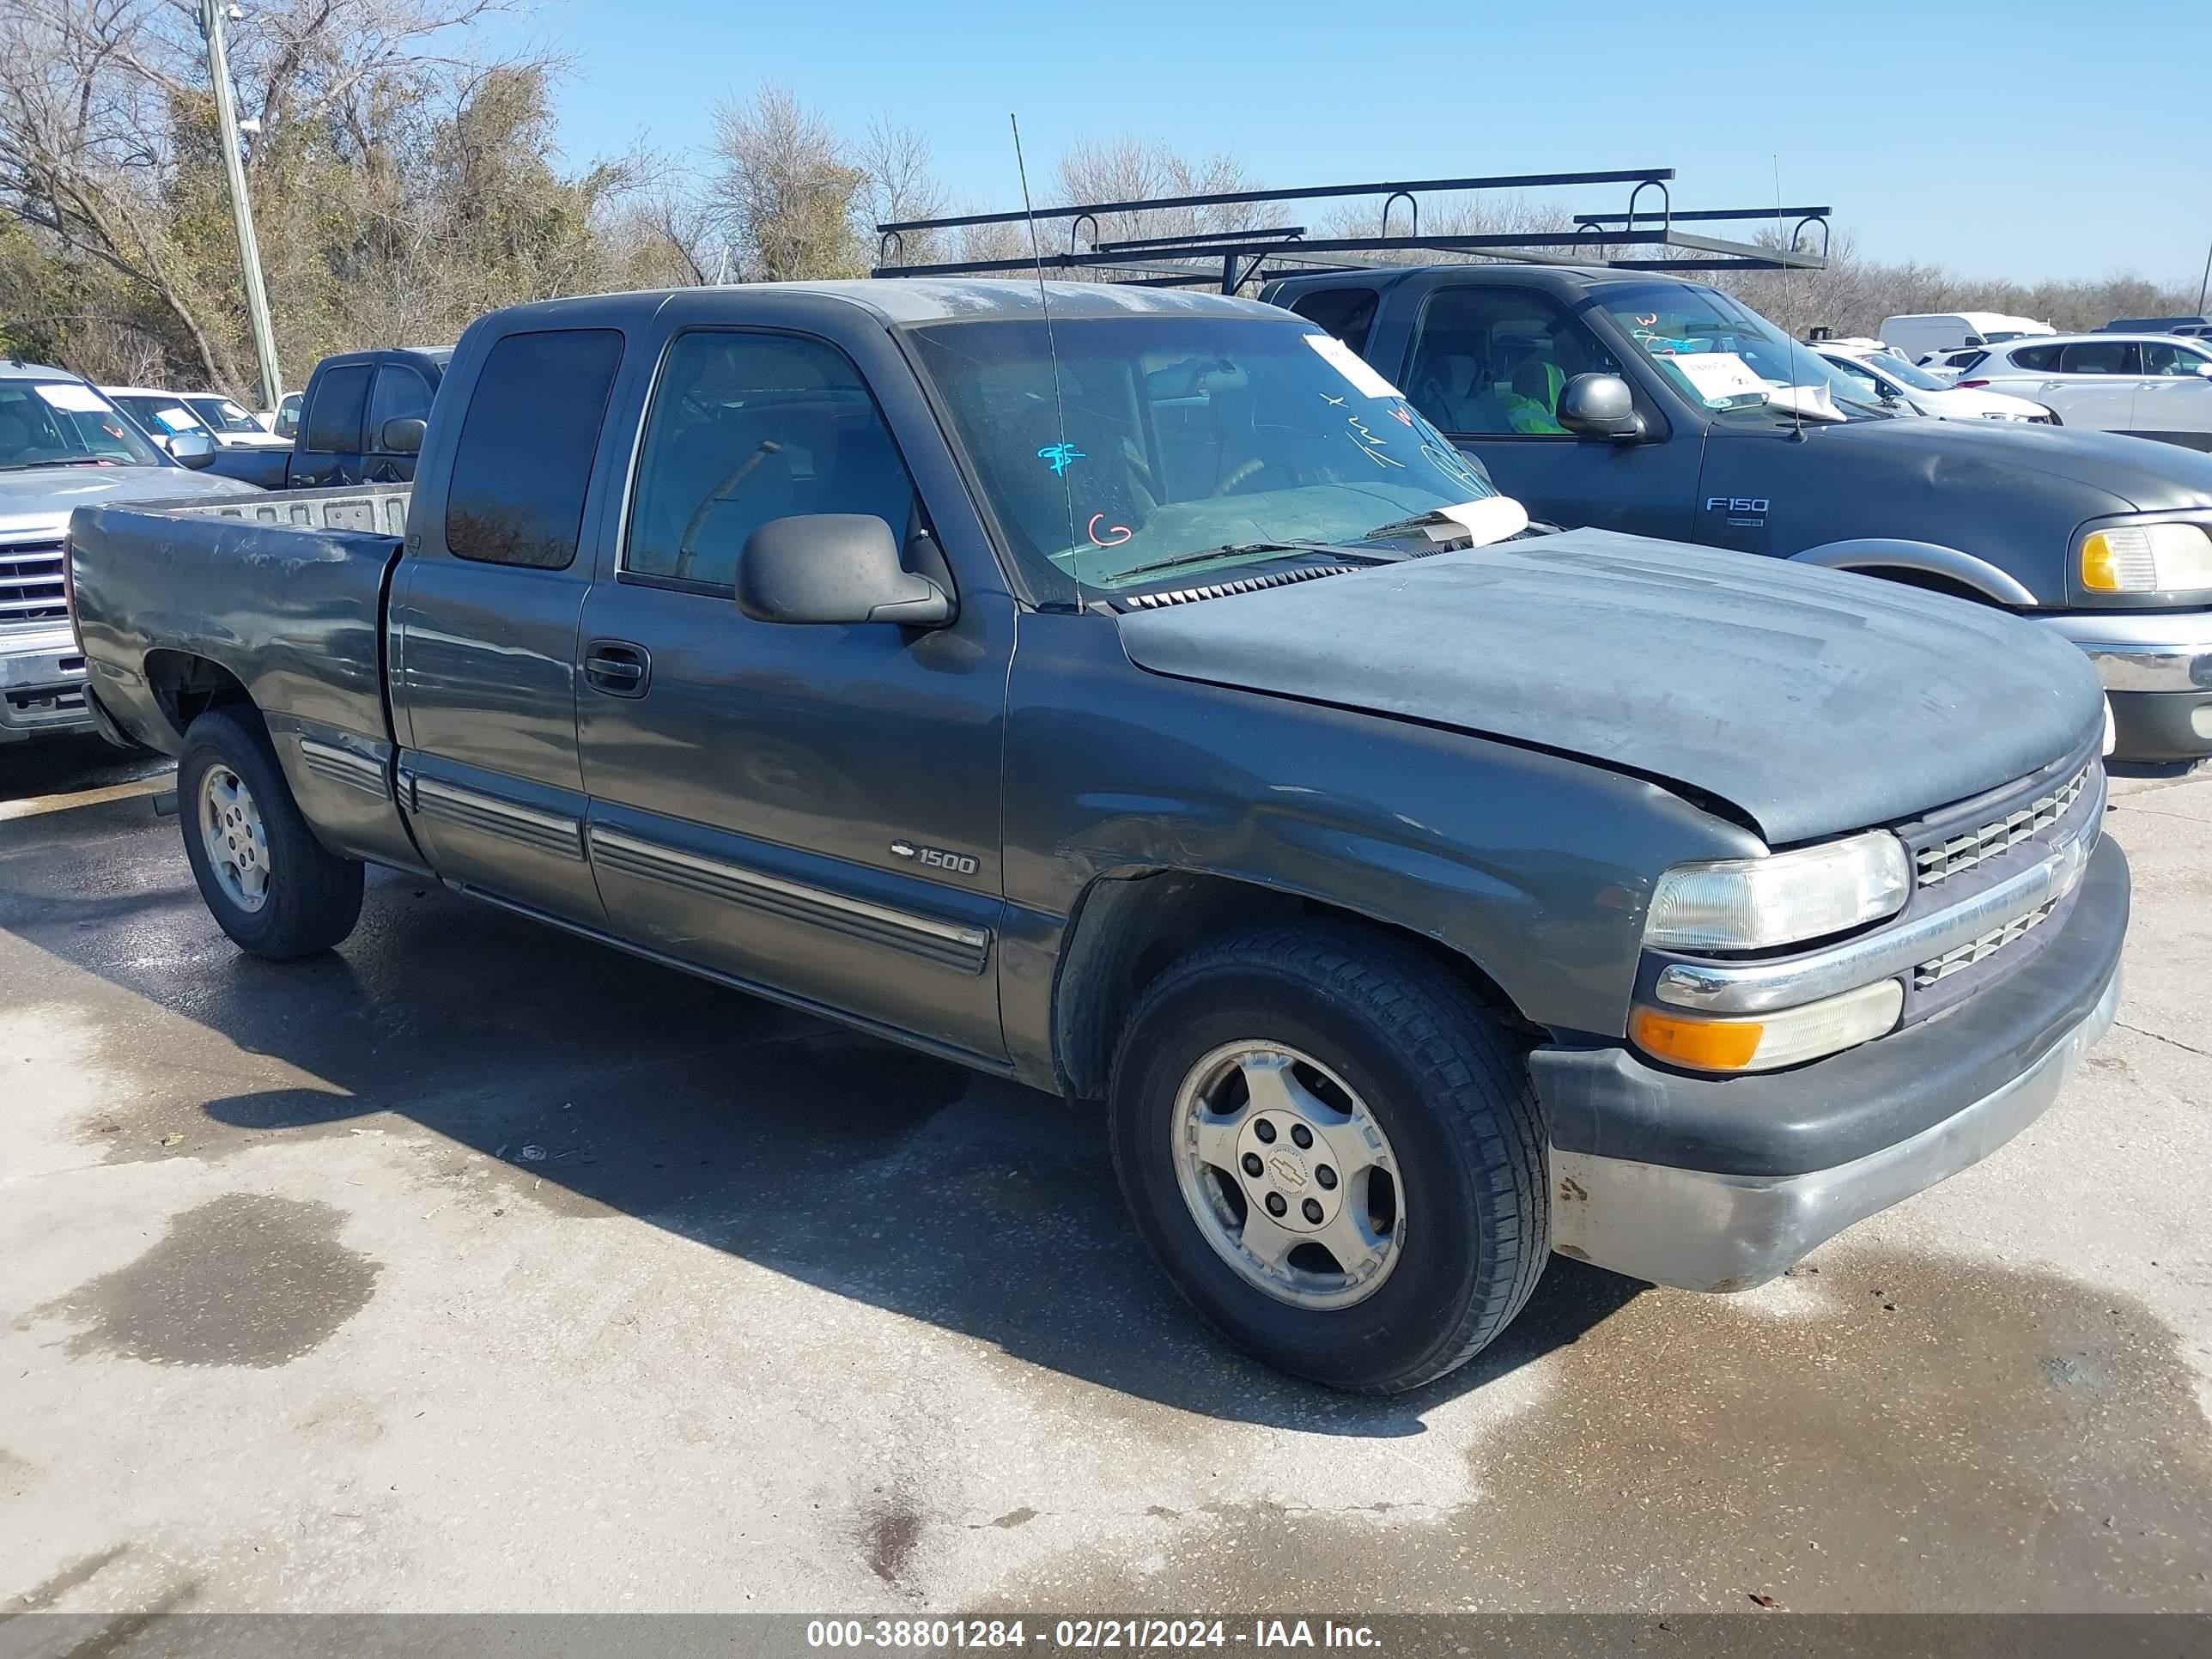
379, 416, 426, 454
737, 514, 954, 629
1558, 374, 1647, 442
167, 430, 216, 468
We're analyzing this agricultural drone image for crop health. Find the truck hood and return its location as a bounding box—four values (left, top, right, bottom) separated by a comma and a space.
0, 465, 261, 540
1808, 416, 2212, 514
1116, 529, 2104, 845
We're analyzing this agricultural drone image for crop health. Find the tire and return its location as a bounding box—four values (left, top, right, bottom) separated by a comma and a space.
1108, 924, 1547, 1394
178, 706, 364, 959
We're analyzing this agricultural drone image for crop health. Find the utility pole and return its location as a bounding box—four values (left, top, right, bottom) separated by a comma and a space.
2198, 236, 2211, 316
199, 0, 283, 410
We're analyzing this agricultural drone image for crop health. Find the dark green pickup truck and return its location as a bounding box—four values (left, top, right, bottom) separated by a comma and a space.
68, 281, 2126, 1391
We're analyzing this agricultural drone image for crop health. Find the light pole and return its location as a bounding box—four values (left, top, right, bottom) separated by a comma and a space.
198, 0, 283, 410
2197, 236, 2211, 316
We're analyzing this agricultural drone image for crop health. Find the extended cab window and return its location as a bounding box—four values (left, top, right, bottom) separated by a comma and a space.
303, 365, 370, 451
1404, 287, 1623, 435
624, 331, 916, 589
445, 328, 623, 569
1285, 289, 1380, 356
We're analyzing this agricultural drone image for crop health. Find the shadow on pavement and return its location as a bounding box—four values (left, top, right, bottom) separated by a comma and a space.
3, 790, 1643, 1432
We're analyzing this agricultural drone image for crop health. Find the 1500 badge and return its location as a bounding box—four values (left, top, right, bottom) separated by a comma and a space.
890, 840, 980, 877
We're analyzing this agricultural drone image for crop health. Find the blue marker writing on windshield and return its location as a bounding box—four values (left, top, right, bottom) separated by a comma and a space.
1037, 442, 1086, 476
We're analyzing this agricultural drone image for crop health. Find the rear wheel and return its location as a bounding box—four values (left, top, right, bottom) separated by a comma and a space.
1109, 925, 1548, 1393
178, 708, 364, 959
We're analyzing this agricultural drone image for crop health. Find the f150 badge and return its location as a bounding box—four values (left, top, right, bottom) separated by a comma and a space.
1705, 495, 1770, 526
890, 840, 980, 877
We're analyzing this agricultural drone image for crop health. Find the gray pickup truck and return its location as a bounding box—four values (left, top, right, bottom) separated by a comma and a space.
1268, 265, 2212, 763
2, 361, 261, 745
70, 282, 2127, 1392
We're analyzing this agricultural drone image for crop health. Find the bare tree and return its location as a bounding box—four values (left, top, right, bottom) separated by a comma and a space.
854, 117, 943, 268
705, 83, 864, 282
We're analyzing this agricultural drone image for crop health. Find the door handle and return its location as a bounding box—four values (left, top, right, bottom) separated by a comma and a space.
584, 640, 651, 697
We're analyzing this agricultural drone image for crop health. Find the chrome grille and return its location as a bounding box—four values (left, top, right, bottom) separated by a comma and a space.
1916, 764, 2091, 886
1915, 897, 2060, 988
0, 540, 69, 631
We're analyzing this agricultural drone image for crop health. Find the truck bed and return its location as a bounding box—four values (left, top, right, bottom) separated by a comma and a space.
68, 484, 422, 871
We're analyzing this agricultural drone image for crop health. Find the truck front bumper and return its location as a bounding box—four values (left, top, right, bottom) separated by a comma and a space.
1531, 836, 2128, 1293
2033, 610, 2212, 762
0, 627, 96, 744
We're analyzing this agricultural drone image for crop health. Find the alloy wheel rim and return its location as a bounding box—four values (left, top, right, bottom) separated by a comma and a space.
1170, 1040, 1404, 1310
198, 765, 270, 914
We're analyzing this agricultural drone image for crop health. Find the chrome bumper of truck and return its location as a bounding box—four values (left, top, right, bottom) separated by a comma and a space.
0, 627, 95, 742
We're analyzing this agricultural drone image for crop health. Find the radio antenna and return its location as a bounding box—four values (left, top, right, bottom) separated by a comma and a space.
1012, 113, 1085, 608
1776, 154, 1805, 442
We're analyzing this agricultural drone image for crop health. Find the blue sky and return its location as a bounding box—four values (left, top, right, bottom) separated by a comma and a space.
509, 0, 2209, 288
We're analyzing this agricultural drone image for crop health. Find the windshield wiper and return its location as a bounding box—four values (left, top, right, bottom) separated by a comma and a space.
1106, 540, 1395, 585
0, 458, 117, 471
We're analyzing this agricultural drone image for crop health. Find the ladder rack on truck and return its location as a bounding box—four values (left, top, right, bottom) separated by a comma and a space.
871, 166, 1829, 294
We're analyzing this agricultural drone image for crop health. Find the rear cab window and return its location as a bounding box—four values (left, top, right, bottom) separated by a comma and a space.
444, 329, 624, 569
303, 365, 371, 452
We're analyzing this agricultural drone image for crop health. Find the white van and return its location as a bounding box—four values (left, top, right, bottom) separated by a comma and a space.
1879, 313, 2055, 364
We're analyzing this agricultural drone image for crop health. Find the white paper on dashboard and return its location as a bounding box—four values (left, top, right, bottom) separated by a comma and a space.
34, 382, 112, 413
1662, 351, 1766, 404
1304, 333, 1406, 400
1437, 495, 1531, 546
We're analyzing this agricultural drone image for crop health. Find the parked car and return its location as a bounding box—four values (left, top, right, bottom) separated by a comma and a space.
70, 280, 2127, 1391
106, 386, 291, 454
1880, 313, 2055, 362
1, 362, 259, 745
204, 347, 447, 489
2101, 316, 2212, 337
1948, 335, 2212, 450
1269, 264, 2212, 763
180, 392, 293, 449
1814, 343, 2057, 424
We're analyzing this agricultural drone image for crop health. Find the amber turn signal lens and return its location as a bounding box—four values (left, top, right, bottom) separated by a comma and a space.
1630, 1008, 1765, 1071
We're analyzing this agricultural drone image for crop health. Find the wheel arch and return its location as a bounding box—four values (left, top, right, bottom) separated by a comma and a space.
143, 649, 258, 744
1049, 867, 1529, 1101
1790, 538, 2037, 606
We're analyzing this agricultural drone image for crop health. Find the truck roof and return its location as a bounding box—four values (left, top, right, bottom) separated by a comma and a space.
1, 359, 78, 382
485, 279, 1288, 333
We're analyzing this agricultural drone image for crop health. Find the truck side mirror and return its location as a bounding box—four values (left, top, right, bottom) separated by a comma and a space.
168, 430, 216, 468
737, 514, 954, 629
1558, 374, 1646, 442
379, 416, 426, 454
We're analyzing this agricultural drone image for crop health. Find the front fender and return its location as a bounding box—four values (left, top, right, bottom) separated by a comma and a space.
998, 614, 1764, 1087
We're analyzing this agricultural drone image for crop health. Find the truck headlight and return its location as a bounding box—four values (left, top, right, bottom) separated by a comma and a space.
1644, 831, 1910, 951
2079, 522, 2212, 594
1632, 980, 1905, 1073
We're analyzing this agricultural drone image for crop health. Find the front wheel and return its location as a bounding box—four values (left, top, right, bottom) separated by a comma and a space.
178, 707, 364, 959
1109, 926, 1549, 1394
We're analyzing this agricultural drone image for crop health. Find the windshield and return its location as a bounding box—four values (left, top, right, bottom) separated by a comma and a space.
113, 394, 213, 441
1866, 354, 1948, 392
185, 395, 264, 433
1595, 282, 1882, 423
1, 380, 166, 470
907, 316, 1503, 595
